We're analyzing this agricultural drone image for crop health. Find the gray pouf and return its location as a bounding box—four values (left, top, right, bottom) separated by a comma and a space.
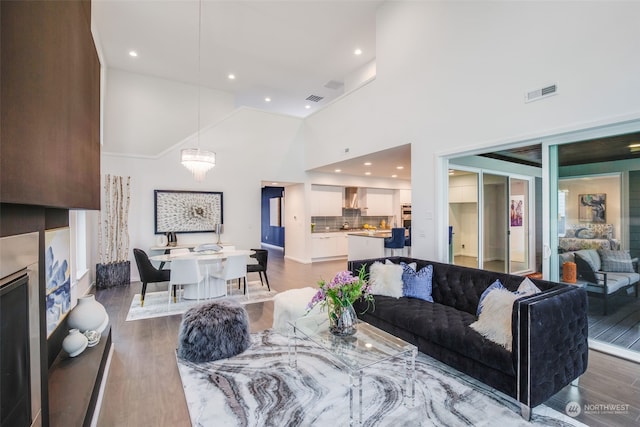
177, 300, 251, 363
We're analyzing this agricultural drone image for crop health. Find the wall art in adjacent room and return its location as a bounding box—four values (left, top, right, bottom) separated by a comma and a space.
579, 193, 606, 223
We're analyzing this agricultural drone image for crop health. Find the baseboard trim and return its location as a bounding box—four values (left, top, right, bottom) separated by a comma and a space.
588, 339, 640, 363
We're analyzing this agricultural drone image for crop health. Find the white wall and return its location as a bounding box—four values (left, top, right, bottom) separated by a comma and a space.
97, 1, 640, 275
104, 69, 235, 156
559, 175, 621, 237
305, 1, 640, 262
102, 97, 305, 280
283, 184, 308, 263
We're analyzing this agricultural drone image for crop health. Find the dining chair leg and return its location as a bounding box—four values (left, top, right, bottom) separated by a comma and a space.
141, 282, 148, 307
263, 272, 270, 292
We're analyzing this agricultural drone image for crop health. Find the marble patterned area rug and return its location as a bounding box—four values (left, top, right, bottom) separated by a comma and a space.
125, 280, 277, 321
177, 330, 586, 427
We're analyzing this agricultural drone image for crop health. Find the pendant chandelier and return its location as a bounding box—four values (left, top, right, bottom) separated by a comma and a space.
181, 0, 215, 181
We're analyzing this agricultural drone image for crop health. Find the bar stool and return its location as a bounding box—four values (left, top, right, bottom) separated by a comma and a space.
384, 228, 405, 256
404, 227, 412, 257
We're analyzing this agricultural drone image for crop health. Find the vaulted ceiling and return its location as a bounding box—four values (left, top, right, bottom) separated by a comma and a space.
93, 0, 381, 118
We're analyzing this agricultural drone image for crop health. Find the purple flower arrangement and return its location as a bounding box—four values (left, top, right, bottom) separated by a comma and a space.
307, 266, 374, 313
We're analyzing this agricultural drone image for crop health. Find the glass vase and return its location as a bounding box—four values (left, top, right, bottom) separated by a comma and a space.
328, 300, 357, 336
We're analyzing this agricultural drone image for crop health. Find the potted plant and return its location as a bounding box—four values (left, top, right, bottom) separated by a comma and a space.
307, 266, 374, 336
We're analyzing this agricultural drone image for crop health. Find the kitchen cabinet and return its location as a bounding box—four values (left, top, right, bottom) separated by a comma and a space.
311, 232, 349, 260
399, 189, 412, 205
310, 185, 343, 216
336, 232, 349, 256
360, 188, 394, 216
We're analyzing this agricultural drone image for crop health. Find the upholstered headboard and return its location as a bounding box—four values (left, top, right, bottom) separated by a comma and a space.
565, 223, 613, 239
559, 223, 618, 252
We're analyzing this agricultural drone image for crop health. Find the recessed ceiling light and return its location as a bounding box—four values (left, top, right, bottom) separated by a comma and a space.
391, 174, 398, 178
396, 166, 404, 170
265, 97, 271, 102
364, 162, 372, 166
305, 105, 311, 109
334, 169, 342, 173
228, 74, 235, 80
354, 48, 362, 56
129, 51, 138, 57
365, 172, 371, 176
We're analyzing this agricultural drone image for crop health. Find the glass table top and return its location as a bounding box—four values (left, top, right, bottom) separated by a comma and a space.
290, 314, 417, 372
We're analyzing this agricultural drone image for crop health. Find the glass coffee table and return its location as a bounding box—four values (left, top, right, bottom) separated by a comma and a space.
288, 314, 418, 426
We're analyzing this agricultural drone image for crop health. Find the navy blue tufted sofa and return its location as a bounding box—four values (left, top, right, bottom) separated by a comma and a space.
349, 256, 589, 419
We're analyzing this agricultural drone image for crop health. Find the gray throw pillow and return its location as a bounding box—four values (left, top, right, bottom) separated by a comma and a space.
598, 249, 634, 273
574, 253, 598, 283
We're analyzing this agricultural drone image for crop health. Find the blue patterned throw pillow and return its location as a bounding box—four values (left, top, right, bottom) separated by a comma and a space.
476, 279, 505, 316
400, 263, 433, 302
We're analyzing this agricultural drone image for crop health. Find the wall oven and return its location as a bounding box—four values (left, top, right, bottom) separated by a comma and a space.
401, 204, 412, 228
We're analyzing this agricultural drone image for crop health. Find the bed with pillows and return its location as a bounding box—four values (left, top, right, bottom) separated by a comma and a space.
348, 256, 589, 419
558, 223, 619, 252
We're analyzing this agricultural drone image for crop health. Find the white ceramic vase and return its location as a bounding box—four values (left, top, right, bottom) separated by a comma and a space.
62, 329, 88, 357
68, 295, 109, 333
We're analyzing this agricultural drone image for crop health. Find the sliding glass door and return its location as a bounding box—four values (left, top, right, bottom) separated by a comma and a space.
482, 174, 508, 273
449, 170, 479, 268
509, 178, 531, 274
449, 168, 534, 273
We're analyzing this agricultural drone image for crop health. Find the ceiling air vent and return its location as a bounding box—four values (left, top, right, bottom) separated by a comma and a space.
324, 80, 344, 90
525, 83, 558, 103
305, 94, 324, 102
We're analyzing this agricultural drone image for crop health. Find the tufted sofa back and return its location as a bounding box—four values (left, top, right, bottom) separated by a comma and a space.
349, 257, 562, 316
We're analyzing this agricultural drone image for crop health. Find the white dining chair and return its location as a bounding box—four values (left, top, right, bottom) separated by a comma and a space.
168, 258, 205, 308
211, 254, 248, 298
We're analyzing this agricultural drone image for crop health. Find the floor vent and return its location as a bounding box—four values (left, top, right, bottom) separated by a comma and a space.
305, 94, 324, 102
525, 83, 558, 103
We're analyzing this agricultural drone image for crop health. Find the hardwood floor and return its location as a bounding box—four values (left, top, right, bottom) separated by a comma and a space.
94, 249, 640, 426
588, 292, 640, 352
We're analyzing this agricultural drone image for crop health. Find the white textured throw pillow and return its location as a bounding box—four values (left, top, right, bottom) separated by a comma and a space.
517, 277, 541, 296
470, 288, 518, 351
369, 261, 404, 298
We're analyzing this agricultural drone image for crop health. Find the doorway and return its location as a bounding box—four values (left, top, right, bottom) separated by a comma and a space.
448, 168, 534, 274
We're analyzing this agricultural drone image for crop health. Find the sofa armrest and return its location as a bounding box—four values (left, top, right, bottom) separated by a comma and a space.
512, 286, 588, 408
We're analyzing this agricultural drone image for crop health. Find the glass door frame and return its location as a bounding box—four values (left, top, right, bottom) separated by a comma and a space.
447, 165, 535, 273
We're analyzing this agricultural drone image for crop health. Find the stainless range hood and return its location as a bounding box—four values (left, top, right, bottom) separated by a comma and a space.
344, 187, 359, 208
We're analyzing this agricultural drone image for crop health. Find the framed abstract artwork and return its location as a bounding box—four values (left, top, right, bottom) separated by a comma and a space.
154, 190, 223, 233
579, 193, 606, 223
45, 227, 71, 337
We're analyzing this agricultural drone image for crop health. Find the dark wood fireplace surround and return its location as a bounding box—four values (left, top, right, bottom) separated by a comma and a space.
1, 1, 106, 425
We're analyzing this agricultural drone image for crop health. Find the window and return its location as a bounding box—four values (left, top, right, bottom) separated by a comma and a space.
558, 190, 567, 236
69, 210, 88, 281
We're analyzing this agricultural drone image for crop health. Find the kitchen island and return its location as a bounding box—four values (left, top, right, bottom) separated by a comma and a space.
347, 231, 393, 261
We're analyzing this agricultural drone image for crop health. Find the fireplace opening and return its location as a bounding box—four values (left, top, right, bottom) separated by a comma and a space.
1, 273, 31, 426
0, 232, 41, 427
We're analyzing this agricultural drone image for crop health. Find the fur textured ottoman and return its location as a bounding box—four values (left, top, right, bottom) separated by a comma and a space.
177, 300, 251, 362
272, 287, 322, 332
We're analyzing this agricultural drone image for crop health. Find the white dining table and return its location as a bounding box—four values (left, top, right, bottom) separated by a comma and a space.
149, 249, 253, 300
